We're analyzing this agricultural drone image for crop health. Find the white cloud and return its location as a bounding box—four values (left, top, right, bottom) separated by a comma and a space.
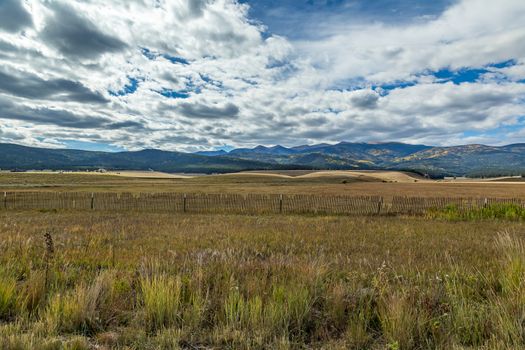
0, 0, 524, 151
297, 0, 525, 85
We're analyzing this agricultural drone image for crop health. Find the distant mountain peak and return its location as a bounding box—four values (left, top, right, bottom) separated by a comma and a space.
2, 141, 525, 178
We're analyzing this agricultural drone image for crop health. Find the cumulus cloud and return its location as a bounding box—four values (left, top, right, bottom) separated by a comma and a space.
297, 0, 525, 85
0, 66, 108, 103
350, 90, 380, 109
178, 102, 240, 119
0, 0, 523, 151
0, 98, 108, 129
40, 2, 127, 59
0, 0, 33, 33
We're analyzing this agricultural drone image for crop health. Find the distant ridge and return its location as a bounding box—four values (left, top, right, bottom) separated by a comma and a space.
1, 142, 525, 177
0, 143, 309, 174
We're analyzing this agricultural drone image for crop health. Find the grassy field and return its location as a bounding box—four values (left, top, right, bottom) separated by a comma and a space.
1, 210, 525, 349
2, 172, 525, 349
2, 171, 525, 198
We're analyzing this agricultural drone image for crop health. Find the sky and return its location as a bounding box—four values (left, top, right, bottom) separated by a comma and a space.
0, 0, 524, 152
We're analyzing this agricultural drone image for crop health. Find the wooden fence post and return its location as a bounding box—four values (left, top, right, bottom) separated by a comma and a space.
279, 194, 283, 214
91, 193, 95, 210
484, 197, 488, 208
3, 191, 6, 210
183, 194, 187, 213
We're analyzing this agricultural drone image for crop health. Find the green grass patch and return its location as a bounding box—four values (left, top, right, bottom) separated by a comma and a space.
428, 203, 525, 220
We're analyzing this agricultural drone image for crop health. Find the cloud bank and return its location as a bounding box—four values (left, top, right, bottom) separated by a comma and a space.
0, 0, 524, 151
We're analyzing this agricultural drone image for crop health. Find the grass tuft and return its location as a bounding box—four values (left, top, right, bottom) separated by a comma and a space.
140, 274, 183, 332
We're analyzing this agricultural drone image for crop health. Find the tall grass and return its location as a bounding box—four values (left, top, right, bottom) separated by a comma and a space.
140, 274, 183, 332
1, 211, 524, 348
45, 271, 114, 335
0, 267, 17, 321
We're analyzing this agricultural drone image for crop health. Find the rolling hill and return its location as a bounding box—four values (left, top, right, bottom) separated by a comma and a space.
391, 144, 525, 177
1, 142, 525, 177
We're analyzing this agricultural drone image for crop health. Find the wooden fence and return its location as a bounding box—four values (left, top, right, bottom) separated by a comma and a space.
1, 191, 524, 215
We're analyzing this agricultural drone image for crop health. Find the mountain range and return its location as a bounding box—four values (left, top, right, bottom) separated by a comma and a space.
198, 142, 525, 177
1, 142, 525, 177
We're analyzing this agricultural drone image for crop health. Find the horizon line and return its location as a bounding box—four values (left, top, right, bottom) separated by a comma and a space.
1, 141, 524, 154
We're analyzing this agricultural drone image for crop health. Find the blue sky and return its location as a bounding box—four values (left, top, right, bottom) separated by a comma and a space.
0, 0, 524, 152
243, 0, 454, 39
59, 140, 126, 153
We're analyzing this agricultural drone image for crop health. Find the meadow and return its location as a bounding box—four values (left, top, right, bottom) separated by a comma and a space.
2, 171, 525, 198
1, 211, 525, 349
1, 172, 525, 349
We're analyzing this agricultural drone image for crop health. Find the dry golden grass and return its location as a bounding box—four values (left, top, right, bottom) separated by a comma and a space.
0, 211, 507, 272
1, 210, 525, 348
1, 172, 525, 348
2, 172, 525, 199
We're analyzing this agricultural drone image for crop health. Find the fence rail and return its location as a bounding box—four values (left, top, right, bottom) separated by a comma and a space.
1, 191, 525, 215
